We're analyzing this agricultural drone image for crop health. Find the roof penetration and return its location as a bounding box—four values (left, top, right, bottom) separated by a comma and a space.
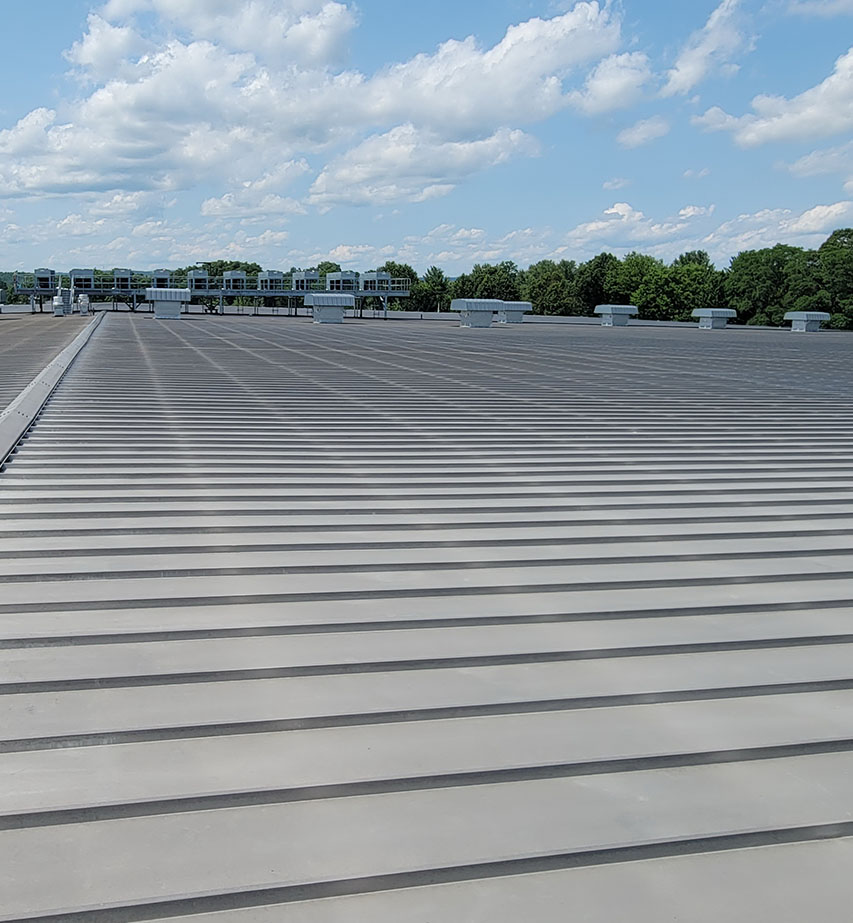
1, 314, 853, 921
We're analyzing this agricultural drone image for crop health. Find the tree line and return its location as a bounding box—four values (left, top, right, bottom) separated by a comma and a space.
387, 228, 853, 329
5, 229, 852, 328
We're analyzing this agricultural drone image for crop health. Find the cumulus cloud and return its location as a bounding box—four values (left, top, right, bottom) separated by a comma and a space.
788, 140, 853, 192
308, 125, 539, 209
661, 0, 748, 97
201, 193, 307, 219
569, 52, 652, 113
695, 47, 853, 145
101, 0, 358, 65
616, 115, 670, 148
678, 204, 716, 218
0, 0, 624, 213
66, 14, 152, 79
566, 202, 689, 245
603, 177, 630, 189
786, 0, 853, 14
783, 200, 853, 232
699, 200, 853, 257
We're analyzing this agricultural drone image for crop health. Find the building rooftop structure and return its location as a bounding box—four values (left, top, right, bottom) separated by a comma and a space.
1, 315, 853, 920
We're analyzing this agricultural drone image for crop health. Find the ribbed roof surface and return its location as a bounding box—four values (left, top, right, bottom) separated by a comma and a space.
0, 314, 90, 410
2, 314, 853, 920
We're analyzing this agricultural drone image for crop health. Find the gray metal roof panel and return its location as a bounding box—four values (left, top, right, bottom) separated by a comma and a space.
1, 315, 853, 920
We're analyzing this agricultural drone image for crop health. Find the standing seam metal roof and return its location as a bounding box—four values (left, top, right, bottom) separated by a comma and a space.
1, 314, 853, 921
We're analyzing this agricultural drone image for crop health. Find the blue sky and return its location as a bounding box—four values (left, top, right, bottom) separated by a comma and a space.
0, 0, 852, 273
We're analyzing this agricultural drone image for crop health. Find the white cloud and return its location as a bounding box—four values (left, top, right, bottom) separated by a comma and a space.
786, 0, 853, 14
662, 0, 748, 97
308, 125, 539, 209
695, 47, 853, 146
569, 52, 652, 113
616, 115, 670, 148
101, 0, 358, 65
566, 202, 688, 244
678, 204, 716, 218
788, 140, 853, 192
603, 177, 630, 189
200, 193, 307, 219
0, 1, 623, 212
783, 200, 853, 232
683, 167, 711, 179
66, 14, 151, 79
700, 200, 853, 258
356, 3, 621, 133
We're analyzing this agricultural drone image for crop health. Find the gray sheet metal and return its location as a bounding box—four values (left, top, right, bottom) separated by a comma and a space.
1, 315, 853, 921
0, 312, 103, 467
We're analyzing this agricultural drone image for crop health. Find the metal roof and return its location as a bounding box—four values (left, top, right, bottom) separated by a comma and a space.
0, 314, 91, 410
1, 314, 853, 920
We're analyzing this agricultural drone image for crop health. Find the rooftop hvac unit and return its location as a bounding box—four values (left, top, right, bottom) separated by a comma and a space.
497, 301, 532, 324
34, 269, 56, 291
450, 298, 503, 328
784, 311, 831, 332
258, 271, 285, 291
187, 270, 209, 291
146, 287, 191, 320
222, 271, 247, 291
594, 304, 639, 327
151, 270, 172, 288
113, 269, 132, 290
361, 271, 391, 292
305, 292, 355, 324
326, 271, 359, 292
693, 308, 737, 329
70, 269, 95, 289
292, 271, 320, 291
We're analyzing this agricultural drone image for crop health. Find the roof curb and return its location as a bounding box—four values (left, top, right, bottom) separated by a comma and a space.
0, 311, 105, 469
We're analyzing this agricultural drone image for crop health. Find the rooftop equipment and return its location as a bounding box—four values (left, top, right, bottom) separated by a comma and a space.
151, 271, 172, 289
187, 270, 209, 291
693, 308, 737, 329
52, 288, 72, 316
305, 292, 355, 324
784, 311, 831, 332
451, 298, 503, 328
70, 269, 95, 290
361, 271, 391, 292
146, 287, 191, 320
594, 304, 638, 327
34, 269, 56, 291
326, 271, 359, 292
292, 271, 320, 291
222, 271, 247, 291
113, 269, 132, 290
258, 271, 285, 291
497, 301, 532, 324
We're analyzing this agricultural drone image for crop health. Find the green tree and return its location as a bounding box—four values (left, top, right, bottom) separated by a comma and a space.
672, 250, 714, 268
818, 228, 853, 329
520, 259, 581, 314
450, 272, 474, 299
724, 244, 803, 326
667, 260, 724, 321
453, 261, 521, 301
608, 252, 663, 305
574, 252, 620, 313
633, 262, 676, 321
377, 261, 419, 284
410, 265, 451, 312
